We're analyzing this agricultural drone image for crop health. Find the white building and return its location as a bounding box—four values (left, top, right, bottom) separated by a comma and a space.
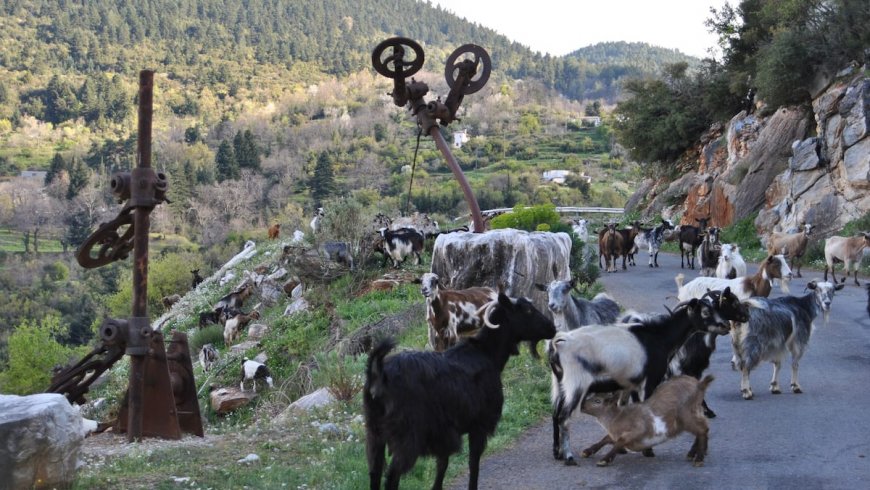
542, 170, 571, 184
453, 129, 469, 148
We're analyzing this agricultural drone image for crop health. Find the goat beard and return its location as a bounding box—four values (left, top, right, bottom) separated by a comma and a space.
778, 278, 791, 294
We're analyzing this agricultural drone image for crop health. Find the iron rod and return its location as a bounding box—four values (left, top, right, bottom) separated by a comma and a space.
128, 70, 154, 442
429, 127, 484, 233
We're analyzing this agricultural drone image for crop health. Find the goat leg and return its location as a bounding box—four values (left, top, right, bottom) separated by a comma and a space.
367, 436, 386, 490
467, 431, 487, 490
432, 455, 449, 490
702, 398, 716, 418
596, 443, 624, 467
581, 434, 611, 458
688, 432, 708, 467
642, 448, 655, 457
790, 356, 803, 394
770, 360, 782, 394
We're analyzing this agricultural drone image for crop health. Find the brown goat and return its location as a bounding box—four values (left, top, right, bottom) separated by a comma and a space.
598, 223, 624, 273
580, 375, 715, 467
767, 223, 813, 278
223, 310, 261, 346
267, 223, 280, 239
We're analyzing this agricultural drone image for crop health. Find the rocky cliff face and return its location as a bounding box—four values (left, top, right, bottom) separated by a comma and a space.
627, 67, 869, 236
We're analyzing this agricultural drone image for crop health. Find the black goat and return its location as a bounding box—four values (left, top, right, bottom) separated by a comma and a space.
364, 293, 556, 490
866, 284, 869, 318
679, 217, 710, 269
667, 288, 750, 418
191, 269, 204, 289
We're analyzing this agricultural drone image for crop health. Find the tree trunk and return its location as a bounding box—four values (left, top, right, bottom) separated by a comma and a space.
22, 230, 30, 253
33, 228, 39, 253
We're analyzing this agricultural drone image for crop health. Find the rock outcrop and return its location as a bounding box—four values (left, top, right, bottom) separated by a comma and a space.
430, 229, 571, 316
0, 393, 86, 490
627, 69, 869, 236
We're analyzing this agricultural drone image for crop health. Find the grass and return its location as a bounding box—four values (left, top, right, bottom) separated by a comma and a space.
0, 228, 64, 253
71, 236, 556, 489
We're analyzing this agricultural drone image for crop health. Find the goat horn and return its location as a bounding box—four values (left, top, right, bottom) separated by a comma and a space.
480, 300, 500, 329
663, 304, 674, 315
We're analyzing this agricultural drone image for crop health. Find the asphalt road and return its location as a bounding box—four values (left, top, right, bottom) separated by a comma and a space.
450, 252, 870, 489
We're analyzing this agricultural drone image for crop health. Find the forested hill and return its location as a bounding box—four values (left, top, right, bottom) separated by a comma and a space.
561, 41, 700, 101
0, 0, 696, 102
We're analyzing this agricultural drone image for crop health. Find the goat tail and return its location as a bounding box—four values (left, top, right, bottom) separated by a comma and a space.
675, 273, 686, 290
699, 374, 715, 392
366, 338, 397, 399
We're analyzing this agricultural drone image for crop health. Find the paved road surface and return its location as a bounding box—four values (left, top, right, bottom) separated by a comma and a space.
450, 252, 870, 489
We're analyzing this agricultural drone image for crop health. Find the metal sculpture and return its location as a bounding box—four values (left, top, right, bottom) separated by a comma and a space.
48, 71, 202, 441
372, 38, 492, 232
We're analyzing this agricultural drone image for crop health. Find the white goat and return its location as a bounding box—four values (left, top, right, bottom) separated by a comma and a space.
715, 244, 747, 279
824, 233, 870, 286
677, 254, 792, 302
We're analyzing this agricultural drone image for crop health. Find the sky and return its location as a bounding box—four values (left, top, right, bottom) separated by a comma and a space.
429, 0, 728, 59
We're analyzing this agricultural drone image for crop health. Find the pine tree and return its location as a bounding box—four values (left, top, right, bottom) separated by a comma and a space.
66, 158, 89, 200
215, 139, 239, 182
310, 151, 335, 205
45, 152, 66, 185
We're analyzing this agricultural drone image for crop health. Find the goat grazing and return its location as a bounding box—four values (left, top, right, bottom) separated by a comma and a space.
572, 218, 589, 243
824, 232, 870, 286
731, 280, 844, 399
419, 272, 497, 351
161, 294, 181, 310
199, 344, 219, 372
321, 241, 355, 270
676, 254, 792, 302
223, 310, 261, 346
267, 223, 280, 239
549, 296, 732, 464
767, 222, 813, 278
364, 292, 556, 490
191, 269, 204, 289
696, 227, 721, 276
678, 217, 710, 269
580, 375, 715, 467
715, 244, 747, 279
535, 278, 620, 332
240, 358, 274, 392
633, 218, 675, 268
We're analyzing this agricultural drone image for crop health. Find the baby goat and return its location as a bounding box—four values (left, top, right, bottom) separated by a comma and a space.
580, 375, 715, 467
365, 293, 556, 490
535, 278, 620, 332
223, 310, 261, 346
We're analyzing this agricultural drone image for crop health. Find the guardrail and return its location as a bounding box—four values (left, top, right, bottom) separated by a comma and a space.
480, 206, 625, 215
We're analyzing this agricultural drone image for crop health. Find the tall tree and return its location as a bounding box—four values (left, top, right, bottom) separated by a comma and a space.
310, 151, 336, 205
233, 129, 260, 171
215, 139, 239, 182
45, 152, 67, 185
66, 158, 89, 200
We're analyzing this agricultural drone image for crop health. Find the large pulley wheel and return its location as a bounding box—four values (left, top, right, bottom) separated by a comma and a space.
371, 37, 425, 79
444, 44, 491, 95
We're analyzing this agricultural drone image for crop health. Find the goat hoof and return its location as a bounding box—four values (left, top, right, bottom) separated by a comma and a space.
703, 409, 717, 419
770, 387, 781, 394
792, 385, 803, 394
565, 456, 578, 466
642, 448, 655, 458
693, 460, 705, 467
581, 450, 593, 458
741, 390, 753, 400
596, 459, 611, 467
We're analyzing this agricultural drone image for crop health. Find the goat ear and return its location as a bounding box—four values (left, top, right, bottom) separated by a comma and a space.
411, 277, 422, 284
807, 281, 817, 290
835, 282, 845, 291
498, 291, 513, 307
534, 283, 548, 292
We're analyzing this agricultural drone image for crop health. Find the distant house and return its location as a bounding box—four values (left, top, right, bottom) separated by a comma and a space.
453, 129, 469, 148
20, 170, 47, 180
542, 170, 571, 185
580, 116, 602, 127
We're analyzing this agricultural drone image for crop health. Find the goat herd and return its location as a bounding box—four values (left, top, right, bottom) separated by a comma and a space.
364, 218, 870, 490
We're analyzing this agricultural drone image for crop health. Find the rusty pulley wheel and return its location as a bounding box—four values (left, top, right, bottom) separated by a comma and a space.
371, 37, 425, 79
444, 44, 491, 95
75, 208, 135, 268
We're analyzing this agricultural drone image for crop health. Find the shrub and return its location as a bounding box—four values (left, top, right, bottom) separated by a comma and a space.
311, 351, 366, 402
490, 204, 560, 232
189, 325, 224, 354
0, 316, 88, 395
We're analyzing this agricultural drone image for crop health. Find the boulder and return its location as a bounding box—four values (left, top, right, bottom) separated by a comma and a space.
790, 138, 821, 171
843, 137, 870, 187
430, 229, 571, 317
0, 393, 85, 490
257, 277, 284, 306
288, 387, 335, 412
209, 387, 256, 415
229, 340, 259, 354
246, 323, 270, 341
283, 297, 309, 316
732, 107, 810, 221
